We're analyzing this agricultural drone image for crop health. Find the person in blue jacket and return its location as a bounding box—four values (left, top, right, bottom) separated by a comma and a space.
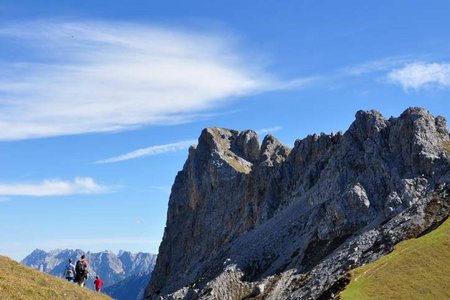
64, 258, 76, 282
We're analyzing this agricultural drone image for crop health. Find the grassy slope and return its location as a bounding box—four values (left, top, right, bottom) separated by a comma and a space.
340, 217, 450, 300
0, 255, 111, 300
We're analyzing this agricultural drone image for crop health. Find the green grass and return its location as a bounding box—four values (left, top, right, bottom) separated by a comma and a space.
0, 255, 111, 300
340, 218, 450, 300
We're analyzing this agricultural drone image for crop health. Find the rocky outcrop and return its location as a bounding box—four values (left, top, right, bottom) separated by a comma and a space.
146, 107, 450, 300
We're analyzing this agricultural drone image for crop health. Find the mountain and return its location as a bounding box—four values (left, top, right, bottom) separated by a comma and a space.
104, 271, 152, 300
0, 255, 111, 300
21, 249, 156, 296
145, 107, 450, 299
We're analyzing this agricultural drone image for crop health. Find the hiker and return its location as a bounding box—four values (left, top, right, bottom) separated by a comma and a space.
75, 254, 89, 287
64, 258, 76, 282
94, 275, 104, 292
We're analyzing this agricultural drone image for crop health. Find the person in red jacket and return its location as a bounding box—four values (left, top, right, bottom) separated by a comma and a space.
94, 275, 104, 292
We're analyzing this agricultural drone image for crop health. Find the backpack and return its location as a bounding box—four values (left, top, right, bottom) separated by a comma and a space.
65, 265, 74, 277
76, 260, 85, 275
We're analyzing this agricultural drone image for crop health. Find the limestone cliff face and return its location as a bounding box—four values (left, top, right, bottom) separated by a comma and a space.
146, 108, 450, 300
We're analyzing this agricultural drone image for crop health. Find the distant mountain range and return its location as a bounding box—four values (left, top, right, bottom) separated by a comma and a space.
22, 249, 156, 300
104, 271, 152, 300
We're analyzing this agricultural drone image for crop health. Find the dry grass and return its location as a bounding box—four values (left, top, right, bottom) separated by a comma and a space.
340, 218, 450, 300
0, 255, 111, 300
222, 151, 252, 174
443, 141, 450, 153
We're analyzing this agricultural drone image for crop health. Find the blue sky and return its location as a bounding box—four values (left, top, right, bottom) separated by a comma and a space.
1, 1, 450, 261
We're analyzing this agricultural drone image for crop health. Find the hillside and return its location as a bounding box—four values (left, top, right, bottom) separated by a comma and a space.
22, 249, 156, 292
146, 107, 450, 299
340, 217, 450, 300
0, 255, 111, 300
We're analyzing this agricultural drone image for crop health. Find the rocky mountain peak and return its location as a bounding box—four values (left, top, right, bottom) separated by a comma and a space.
193, 127, 260, 174
29, 248, 47, 256
394, 107, 449, 140
192, 127, 293, 171
147, 107, 450, 300
260, 134, 291, 167
348, 109, 388, 141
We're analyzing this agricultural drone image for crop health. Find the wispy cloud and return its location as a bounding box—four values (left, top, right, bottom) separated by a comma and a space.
134, 219, 145, 225
95, 139, 197, 164
338, 56, 416, 77
257, 126, 282, 135
0, 197, 11, 202
334, 56, 450, 92
387, 62, 450, 90
0, 177, 110, 197
0, 20, 305, 141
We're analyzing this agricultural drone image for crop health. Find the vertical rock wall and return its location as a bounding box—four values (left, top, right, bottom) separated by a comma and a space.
146, 107, 450, 300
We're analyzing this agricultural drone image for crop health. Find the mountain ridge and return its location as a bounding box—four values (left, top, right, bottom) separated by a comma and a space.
146, 107, 450, 299
21, 248, 156, 299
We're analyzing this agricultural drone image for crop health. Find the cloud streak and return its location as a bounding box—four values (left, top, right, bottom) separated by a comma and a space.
0, 177, 110, 196
0, 20, 305, 141
338, 56, 415, 76
95, 139, 197, 163
387, 62, 450, 90
257, 126, 282, 134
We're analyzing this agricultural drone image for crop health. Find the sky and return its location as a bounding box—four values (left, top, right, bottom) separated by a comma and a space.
1, 1, 450, 261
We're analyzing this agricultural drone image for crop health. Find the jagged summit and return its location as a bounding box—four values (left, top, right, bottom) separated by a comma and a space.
191, 127, 291, 172
191, 107, 448, 175
147, 107, 450, 300
260, 134, 290, 167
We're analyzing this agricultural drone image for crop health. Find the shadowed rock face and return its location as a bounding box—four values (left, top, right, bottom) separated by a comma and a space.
146, 107, 450, 300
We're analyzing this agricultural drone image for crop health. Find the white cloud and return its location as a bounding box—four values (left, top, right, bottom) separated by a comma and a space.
338, 56, 415, 76
0, 177, 110, 196
134, 219, 145, 225
257, 126, 282, 134
387, 62, 450, 90
95, 139, 197, 164
0, 21, 304, 141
